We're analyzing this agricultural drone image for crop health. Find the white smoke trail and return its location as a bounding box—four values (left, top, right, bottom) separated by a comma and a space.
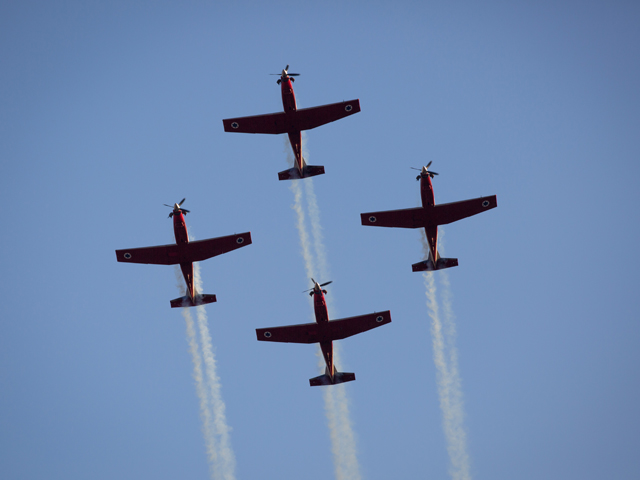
303, 177, 329, 284
298, 135, 331, 307
303, 171, 360, 480
174, 267, 218, 475
436, 232, 462, 371
287, 137, 361, 480
290, 179, 317, 280
420, 232, 471, 480
193, 262, 237, 480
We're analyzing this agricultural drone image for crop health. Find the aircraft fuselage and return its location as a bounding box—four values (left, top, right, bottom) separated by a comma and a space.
313, 289, 334, 380
281, 76, 297, 112
420, 174, 438, 264
280, 76, 304, 175
173, 211, 194, 299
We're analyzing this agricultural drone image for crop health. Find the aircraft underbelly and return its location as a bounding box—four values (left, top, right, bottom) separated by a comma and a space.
180, 262, 194, 298
320, 341, 334, 377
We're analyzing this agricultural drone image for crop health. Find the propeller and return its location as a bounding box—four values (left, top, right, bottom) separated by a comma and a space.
303, 278, 333, 295
163, 198, 190, 218
411, 161, 439, 180
270, 65, 301, 83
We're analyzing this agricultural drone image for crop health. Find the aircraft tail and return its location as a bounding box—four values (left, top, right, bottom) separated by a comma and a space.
412, 257, 458, 272
170, 293, 217, 308
278, 159, 325, 181
309, 367, 356, 387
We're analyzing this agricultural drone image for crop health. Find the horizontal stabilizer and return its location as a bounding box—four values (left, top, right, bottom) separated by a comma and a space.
170, 294, 217, 308
278, 164, 325, 181
309, 368, 356, 387
412, 257, 458, 272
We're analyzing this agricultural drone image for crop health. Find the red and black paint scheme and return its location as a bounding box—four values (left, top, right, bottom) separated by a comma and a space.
360, 163, 497, 272
256, 279, 391, 387
115, 199, 252, 308
222, 65, 361, 181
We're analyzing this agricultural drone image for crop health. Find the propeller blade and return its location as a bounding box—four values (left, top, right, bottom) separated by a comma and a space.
178, 198, 186, 206
430, 171, 439, 176
180, 208, 190, 213
426, 161, 432, 168
319, 281, 332, 287
163, 204, 173, 207
288, 73, 300, 76
410, 167, 421, 171
285, 64, 289, 71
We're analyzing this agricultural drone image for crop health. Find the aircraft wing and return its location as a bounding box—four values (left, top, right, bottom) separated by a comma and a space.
322, 311, 391, 341
222, 99, 360, 134
294, 99, 361, 131
256, 322, 322, 344
222, 112, 289, 134
361, 196, 497, 229
256, 310, 391, 344
430, 196, 497, 225
360, 207, 425, 229
115, 232, 252, 265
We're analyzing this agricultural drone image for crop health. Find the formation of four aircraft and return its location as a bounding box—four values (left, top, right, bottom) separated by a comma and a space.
116, 65, 497, 387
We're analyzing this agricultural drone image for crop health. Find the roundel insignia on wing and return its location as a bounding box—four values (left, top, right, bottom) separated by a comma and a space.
236, 237, 244, 244
345, 104, 353, 112
231, 122, 239, 129
124, 253, 132, 259
264, 331, 272, 338
376, 315, 384, 323
482, 200, 490, 207
369, 216, 377, 223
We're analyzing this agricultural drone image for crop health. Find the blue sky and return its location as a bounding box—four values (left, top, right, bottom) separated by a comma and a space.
1, 2, 639, 479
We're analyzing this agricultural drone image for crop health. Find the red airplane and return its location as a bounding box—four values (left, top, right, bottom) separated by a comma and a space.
115, 199, 252, 308
360, 163, 497, 272
222, 65, 361, 181
256, 279, 391, 386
